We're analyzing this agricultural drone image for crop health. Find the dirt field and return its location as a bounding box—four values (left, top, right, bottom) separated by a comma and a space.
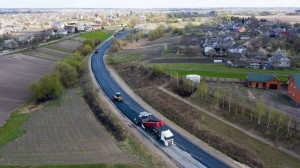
37, 47, 71, 57
26, 51, 64, 61
0, 89, 134, 165
51, 40, 83, 52
117, 44, 164, 59
0, 54, 55, 126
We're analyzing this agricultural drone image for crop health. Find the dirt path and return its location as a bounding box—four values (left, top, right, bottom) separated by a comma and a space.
158, 86, 300, 160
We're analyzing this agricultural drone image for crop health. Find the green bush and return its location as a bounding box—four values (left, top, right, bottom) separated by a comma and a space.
111, 39, 122, 52
55, 62, 78, 87
173, 28, 185, 35
81, 44, 93, 56
148, 25, 165, 41
29, 73, 64, 101
64, 54, 83, 73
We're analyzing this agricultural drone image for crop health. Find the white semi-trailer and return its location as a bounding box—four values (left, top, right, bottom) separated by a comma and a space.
137, 112, 174, 146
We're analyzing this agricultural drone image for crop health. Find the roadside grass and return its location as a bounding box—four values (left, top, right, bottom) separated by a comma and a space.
0, 109, 28, 148
80, 30, 112, 41
148, 63, 300, 81
0, 164, 141, 168
110, 53, 141, 63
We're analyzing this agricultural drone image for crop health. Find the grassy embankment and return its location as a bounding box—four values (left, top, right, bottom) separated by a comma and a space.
148, 63, 300, 81
107, 53, 141, 64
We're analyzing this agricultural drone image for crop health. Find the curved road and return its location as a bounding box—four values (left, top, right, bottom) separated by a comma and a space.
91, 30, 231, 168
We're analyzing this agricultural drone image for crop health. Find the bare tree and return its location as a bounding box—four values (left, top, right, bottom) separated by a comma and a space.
242, 97, 246, 117
214, 87, 221, 107
267, 104, 276, 129
197, 81, 208, 98
256, 98, 265, 125
277, 110, 286, 134
250, 105, 253, 122
287, 115, 292, 138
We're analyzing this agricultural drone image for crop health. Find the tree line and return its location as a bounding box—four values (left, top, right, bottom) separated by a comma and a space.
29, 38, 100, 102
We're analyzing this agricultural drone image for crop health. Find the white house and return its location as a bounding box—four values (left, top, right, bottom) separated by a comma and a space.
268, 54, 291, 68
228, 43, 246, 54
56, 29, 68, 35
52, 22, 65, 31
84, 26, 93, 31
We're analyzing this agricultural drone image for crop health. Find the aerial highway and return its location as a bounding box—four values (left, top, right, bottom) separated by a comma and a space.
90, 29, 231, 168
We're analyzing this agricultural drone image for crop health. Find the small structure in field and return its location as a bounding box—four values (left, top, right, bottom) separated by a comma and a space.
287, 74, 300, 105
247, 73, 281, 90
186, 74, 200, 83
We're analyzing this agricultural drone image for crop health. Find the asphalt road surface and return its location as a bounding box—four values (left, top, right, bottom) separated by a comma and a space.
91, 29, 231, 168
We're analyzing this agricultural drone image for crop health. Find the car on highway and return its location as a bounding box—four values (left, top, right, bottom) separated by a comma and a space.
112, 92, 123, 101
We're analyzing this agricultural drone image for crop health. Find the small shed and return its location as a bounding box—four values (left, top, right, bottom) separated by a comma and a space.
247, 73, 281, 90
186, 75, 201, 83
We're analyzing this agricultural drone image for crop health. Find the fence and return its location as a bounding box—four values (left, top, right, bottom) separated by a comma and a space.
201, 76, 247, 84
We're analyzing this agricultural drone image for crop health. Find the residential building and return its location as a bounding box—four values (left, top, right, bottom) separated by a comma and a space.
228, 43, 246, 54
268, 54, 291, 68
247, 73, 281, 90
287, 74, 300, 105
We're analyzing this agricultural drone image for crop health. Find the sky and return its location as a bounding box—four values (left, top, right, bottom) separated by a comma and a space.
1, 0, 300, 8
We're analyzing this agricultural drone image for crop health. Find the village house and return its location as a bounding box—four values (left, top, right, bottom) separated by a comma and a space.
228, 43, 246, 54
247, 73, 281, 90
2, 39, 18, 49
268, 54, 291, 68
64, 25, 75, 33
56, 29, 68, 35
287, 74, 300, 105
52, 22, 65, 31
240, 34, 251, 40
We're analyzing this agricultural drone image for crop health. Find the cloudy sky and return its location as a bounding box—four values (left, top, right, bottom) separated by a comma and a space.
1, 0, 300, 8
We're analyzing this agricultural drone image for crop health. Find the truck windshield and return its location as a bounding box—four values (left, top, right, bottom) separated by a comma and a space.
165, 136, 174, 140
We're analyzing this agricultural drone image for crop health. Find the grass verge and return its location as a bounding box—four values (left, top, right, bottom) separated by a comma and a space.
107, 53, 141, 64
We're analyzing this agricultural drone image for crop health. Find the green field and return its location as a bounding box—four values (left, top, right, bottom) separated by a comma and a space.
163, 68, 247, 78
149, 63, 299, 81
0, 108, 28, 148
80, 31, 112, 41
